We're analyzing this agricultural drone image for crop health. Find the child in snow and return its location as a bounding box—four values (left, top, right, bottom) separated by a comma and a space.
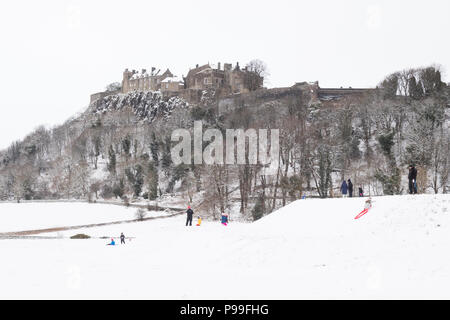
221, 213, 229, 226
358, 187, 364, 197
354, 197, 373, 219
196, 216, 202, 226
107, 238, 115, 246
364, 197, 372, 210
120, 232, 125, 244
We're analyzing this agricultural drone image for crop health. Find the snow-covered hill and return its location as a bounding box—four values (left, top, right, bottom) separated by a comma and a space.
0, 194, 449, 299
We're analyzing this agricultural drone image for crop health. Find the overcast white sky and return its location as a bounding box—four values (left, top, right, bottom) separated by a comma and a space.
0, 0, 449, 149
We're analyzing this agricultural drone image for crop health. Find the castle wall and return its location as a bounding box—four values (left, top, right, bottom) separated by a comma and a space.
217, 85, 309, 115
90, 89, 121, 104
186, 69, 225, 90
160, 81, 182, 93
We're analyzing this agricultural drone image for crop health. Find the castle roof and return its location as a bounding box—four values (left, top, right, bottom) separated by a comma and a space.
186, 64, 211, 77
161, 76, 183, 83
131, 73, 147, 80
196, 67, 214, 74
129, 68, 173, 80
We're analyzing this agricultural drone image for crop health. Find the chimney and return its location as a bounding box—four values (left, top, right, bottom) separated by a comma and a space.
196, 64, 199, 68
142, 69, 146, 74
218, 62, 221, 70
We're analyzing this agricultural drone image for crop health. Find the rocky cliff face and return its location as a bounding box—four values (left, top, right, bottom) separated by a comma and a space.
90, 90, 189, 123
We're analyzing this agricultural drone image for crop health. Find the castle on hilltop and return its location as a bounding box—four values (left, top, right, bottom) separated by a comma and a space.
121, 62, 263, 96
90, 62, 264, 104
90, 61, 379, 106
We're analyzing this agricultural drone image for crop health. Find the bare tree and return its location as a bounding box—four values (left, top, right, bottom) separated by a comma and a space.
244, 59, 269, 90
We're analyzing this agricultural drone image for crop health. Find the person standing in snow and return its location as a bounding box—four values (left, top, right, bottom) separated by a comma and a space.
408, 165, 418, 194
196, 216, 202, 226
186, 205, 194, 226
358, 186, 364, 197
120, 232, 125, 244
340, 180, 348, 198
347, 179, 354, 197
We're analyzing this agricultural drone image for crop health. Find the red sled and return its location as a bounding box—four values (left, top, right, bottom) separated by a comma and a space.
354, 208, 370, 220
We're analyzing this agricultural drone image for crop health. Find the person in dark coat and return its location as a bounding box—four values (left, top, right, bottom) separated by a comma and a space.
347, 179, 353, 197
408, 165, 418, 194
186, 205, 194, 226
340, 180, 348, 197
120, 232, 125, 244
358, 186, 364, 197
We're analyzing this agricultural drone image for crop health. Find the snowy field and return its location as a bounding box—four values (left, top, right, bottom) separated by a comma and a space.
0, 194, 449, 299
0, 202, 168, 233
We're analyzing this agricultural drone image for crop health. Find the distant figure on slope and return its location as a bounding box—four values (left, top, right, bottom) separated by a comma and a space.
347, 179, 354, 198
120, 232, 125, 244
408, 165, 418, 194
340, 180, 348, 198
107, 238, 115, 246
221, 212, 229, 226
358, 186, 364, 197
196, 216, 202, 226
186, 205, 194, 226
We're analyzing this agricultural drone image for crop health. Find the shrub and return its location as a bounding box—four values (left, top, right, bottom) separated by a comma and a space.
70, 234, 91, 239
135, 208, 147, 221
122, 195, 130, 207
100, 184, 114, 199
113, 179, 125, 198
252, 193, 265, 221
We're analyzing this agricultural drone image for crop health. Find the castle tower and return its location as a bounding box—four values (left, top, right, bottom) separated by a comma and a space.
223, 63, 232, 88
122, 69, 134, 94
